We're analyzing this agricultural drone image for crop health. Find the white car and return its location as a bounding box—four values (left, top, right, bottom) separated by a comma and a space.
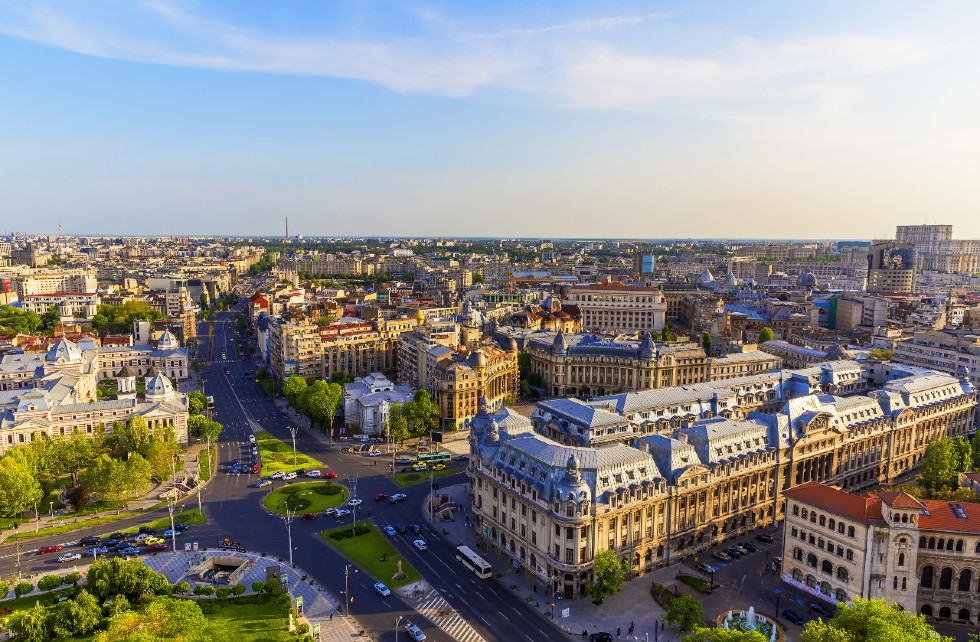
270, 471, 286, 480
403, 622, 427, 641
335, 509, 352, 518
383, 525, 397, 537
306, 470, 322, 478
413, 539, 427, 551
367, 450, 382, 457
388, 493, 407, 504
58, 552, 82, 563
283, 472, 297, 481
248, 434, 256, 443
256, 480, 273, 488
134, 533, 152, 542
323, 507, 337, 516
347, 499, 362, 507
373, 582, 391, 597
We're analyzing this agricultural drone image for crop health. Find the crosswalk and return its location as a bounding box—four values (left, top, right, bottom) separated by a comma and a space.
415, 589, 486, 642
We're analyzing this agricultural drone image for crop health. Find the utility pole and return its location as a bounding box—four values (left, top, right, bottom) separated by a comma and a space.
344, 564, 355, 617
395, 615, 402, 642
284, 508, 294, 567
15, 542, 21, 578
33, 502, 39, 533
289, 425, 298, 467
168, 496, 178, 553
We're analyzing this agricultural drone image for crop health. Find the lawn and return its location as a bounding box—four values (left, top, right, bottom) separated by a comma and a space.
321, 521, 422, 588
6, 513, 134, 543
198, 444, 216, 482
255, 430, 321, 475
262, 482, 348, 515
392, 467, 459, 487
204, 599, 293, 642
120, 508, 207, 534
677, 574, 714, 594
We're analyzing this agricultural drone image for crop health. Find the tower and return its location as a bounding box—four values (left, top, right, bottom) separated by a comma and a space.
285, 216, 289, 239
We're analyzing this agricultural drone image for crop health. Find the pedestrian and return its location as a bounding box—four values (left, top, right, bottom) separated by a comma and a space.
617, 627, 621, 638
329, 613, 333, 621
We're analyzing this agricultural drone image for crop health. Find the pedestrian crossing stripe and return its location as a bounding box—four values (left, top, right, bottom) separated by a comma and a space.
417, 592, 486, 642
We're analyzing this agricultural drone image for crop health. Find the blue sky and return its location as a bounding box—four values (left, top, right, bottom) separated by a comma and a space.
2, 1, 980, 239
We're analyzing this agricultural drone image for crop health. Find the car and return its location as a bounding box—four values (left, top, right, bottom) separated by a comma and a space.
731, 544, 749, 554
432, 463, 447, 471
324, 472, 338, 479
367, 450, 382, 457
383, 525, 397, 537
117, 539, 139, 549
257, 479, 272, 488
403, 622, 426, 641
108, 532, 126, 539
696, 562, 717, 575
347, 499, 362, 507
147, 543, 168, 552
145, 537, 164, 546
412, 463, 428, 471
725, 547, 743, 558
79, 536, 101, 546
118, 547, 140, 556
389, 493, 407, 504
373, 582, 391, 597
162, 529, 182, 538
335, 509, 352, 518
740, 542, 757, 553
102, 539, 120, 548
230, 466, 239, 474
396, 524, 408, 534
301, 513, 317, 521
270, 471, 286, 480
232, 458, 239, 465
410, 524, 421, 535
375, 493, 389, 502
454, 454, 470, 461
808, 601, 832, 618
137, 527, 157, 535
134, 533, 153, 542
395, 457, 412, 464
323, 507, 337, 516
782, 610, 805, 625
590, 634, 614, 642
756, 534, 774, 543
413, 539, 427, 551
58, 552, 82, 563
175, 523, 189, 532
252, 465, 261, 474
87, 546, 109, 556
283, 472, 297, 481
712, 551, 732, 562
248, 434, 256, 443
306, 470, 322, 477
38, 544, 63, 555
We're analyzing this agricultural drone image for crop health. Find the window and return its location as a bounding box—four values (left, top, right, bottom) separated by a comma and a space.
921, 565, 934, 588
959, 569, 972, 592
939, 567, 953, 590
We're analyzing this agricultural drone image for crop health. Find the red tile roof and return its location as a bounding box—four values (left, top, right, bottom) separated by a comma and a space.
783, 481, 882, 523
877, 491, 925, 510
917, 500, 980, 534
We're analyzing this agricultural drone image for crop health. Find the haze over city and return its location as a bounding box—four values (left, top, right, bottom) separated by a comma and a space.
3, 1, 980, 238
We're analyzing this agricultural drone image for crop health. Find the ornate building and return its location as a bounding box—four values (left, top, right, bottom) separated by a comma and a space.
564, 279, 667, 334
466, 368, 975, 599
431, 341, 520, 430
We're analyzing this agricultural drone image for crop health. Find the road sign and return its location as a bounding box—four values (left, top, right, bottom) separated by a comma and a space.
296, 597, 303, 615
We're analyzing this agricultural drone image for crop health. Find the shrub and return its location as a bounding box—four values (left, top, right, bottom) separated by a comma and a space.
314, 483, 343, 495
0, 580, 8, 599
199, 585, 215, 596
37, 575, 62, 592
297, 622, 310, 635
14, 581, 34, 597
63, 572, 81, 586
263, 578, 283, 594
193, 585, 208, 596
215, 586, 231, 599
173, 581, 191, 595
231, 583, 246, 597
251, 580, 265, 593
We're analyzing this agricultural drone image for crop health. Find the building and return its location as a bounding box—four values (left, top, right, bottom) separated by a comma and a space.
523, 330, 708, 397
397, 314, 460, 389
867, 241, 916, 295
319, 317, 413, 382
20, 292, 100, 320
896, 224, 980, 274
564, 279, 667, 334
893, 330, 980, 389
342, 373, 414, 436
267, 314, 323, 381
430, 342, 520, 430
834, 295, 888, 333
96, 329, 191, 382
466, 367, 975, 599
708, 350, 782, 381
783, 481, 980, 626
760, 340, 851, 369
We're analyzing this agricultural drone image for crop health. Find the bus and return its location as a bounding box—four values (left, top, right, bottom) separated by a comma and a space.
455, 545, 492, 579
417, 451, 451, 464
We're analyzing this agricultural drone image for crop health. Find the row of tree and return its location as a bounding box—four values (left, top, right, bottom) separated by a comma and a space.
0, 304, 63, 336
90, 301, 162, 337
282, 375, 344, 432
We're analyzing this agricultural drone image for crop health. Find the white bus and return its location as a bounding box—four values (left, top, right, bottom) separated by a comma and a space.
455, 545, 492, 579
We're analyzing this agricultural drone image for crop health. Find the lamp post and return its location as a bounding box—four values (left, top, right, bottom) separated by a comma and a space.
283, 508, 294, 567
168, 496, 178, 553
34, 502, 39, 533
395, 615, 402, 642
344, 564, 356, 617
49, 501, 54, 518
288, 425, 298, 467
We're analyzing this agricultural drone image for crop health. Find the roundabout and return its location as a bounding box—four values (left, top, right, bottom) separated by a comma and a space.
261, 481, 349, 514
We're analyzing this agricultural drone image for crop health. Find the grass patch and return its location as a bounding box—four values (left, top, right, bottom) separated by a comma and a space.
119, 508, 207, 534
203, 598, 293, 641
5, 513, 134, 543
677, 574, 714, 594
320, 521, 422, 589
255, 431, 321, 475
392, 467, 459, 487
262, 482, 348, 515
198, 444, 216, 482
0, 587, 77, 613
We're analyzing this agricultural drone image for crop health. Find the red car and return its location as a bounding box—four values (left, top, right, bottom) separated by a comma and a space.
301, 513, 317, 521
324, 472, 338, 479
38, 544, 63, 555
147, 543, 168, 552
252, 465, 260, 474
374, 493, 389, 502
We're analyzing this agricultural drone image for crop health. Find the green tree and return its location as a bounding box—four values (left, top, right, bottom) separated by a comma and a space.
216, 586, 231, 598
119, 414, 152, 458
8, 601, 51, 642
666, 594, 704, 632
37, 574, 62, 592
387, 403, 410, 446
231, 583, 246, 597
7, 435, 60, 495
145, 434, 181, 481
63, 571, 81, 586
56, 429, 97, 486
758, 327, 775, 343
0, 305, 42, 335
81, 454, 152, 505
172, 581, 191, 595
951, 435, 972, 474
251, 580, 265, 593
0, 455, 43, 517
41, 304, 62, 331
53, 589, 103, 637
586, 549, 625, 604
94, 596, 206, 642
800, 597, 952, 642
405, 389, 439, 435
86, 558, 171, 601
186, 390, 207, 415
283, 374, 308, 406
91, 313, 110, 336
0, 579, 8, 599
867, 348, 893, 361
682, 629, 768, 642
329, 371, 354, 385
14, 580, 34, 597
920, 438, 962, 495
701, 332, 713, 355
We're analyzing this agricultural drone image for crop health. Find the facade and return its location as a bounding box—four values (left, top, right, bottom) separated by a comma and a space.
430, 342, 520, 430
96, 330, 191, 382
524, 330, 708, 397
834, 295, 888, 333
867, 241, 916, 294
342, 373, 414, 436
783, 481, 980, 626
564, 279, 667, 334
708, 350, 782, 381
896, 224, 980, 274
267, 315, 323, 381
893, 330, 980, 389
466, 368, 975, 599
319, 317, 413, 382
20, 292, 100, 319
397, 316, 460, 389
760, 340, 851, 369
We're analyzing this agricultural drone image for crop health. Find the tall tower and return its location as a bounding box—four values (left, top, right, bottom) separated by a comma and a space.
285, 216, 289, 239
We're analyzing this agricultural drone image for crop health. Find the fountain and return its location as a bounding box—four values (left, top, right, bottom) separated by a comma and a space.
715, 607, 785, 642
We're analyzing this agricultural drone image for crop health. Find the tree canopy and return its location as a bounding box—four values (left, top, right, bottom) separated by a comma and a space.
92, 301, 162, 336
758, 327, 775, 343
799, 598, 952, 642
587, 549, 626, 604
682, 629, 768, 642
666, 594, 704, 632
0, 454, 43, 517
0, 305, 42, 335
919, 436, 972, 495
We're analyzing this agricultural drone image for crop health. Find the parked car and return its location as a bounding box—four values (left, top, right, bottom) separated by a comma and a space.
134, 533, 153, 542
368, 450, 382, 457
162, 529, 182, 538
756, 534, 774, 543
413, 539, 427, 551
403, 623, 426, 642
696, 562, 717, 575
175, 523, 189, 532
740, 542, 757, 553
38, 545, 63, 555
270, 471, 286, 480
389, 493, 407, 504
301, 513, 317, 521
590, 634, 613, 642
808, 602, 832, 618
712, 551, 732, 562
147, 543, 168, 552
373, 582, 391, 597
323, 508, 337, 516
384, 525, 397, 537
118, 547, 140, 556
283, 472, 297, 481
101, 539, 120, 548
137, 527, 156, 535
251, 465, 261, 474
395, 457, 412, 464
782, 610, 805, 625
725, 547, 743, 558
335, 509, 352, 518
306, 470, 322, 477
454, 454, 470, 461
87, 547, 109, 556
79, 536, 101, 546
58, 552, 82, 563
324, 471, 338, 479
412, 463, 428, 471
375, 493, 389, 502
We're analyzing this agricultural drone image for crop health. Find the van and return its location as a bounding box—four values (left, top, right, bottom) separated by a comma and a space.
283, 472, 297, 481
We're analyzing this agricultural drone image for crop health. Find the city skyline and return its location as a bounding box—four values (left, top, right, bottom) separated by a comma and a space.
2, 1, 980, 238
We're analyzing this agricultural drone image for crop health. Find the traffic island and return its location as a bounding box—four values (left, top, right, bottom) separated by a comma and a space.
320, 521, 422, 588
254, 430, 322, 476
262, 482, 348, 515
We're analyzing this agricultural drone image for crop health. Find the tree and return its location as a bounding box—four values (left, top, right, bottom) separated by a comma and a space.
14, 580, 34, 597
758, 327, 775, 343
82, 454, 150, 505
800, 597, 952, 642
122, 453, 153, 503
405, 389, 439, 435
867, 348, 893, 361
586, 549, 625, 604
0, 305, 42, 335
387, 403, 410, 445
682, 629, 768, 642
172, 581, 191, 595
231, 583, 246, 597
199, 292, 209, 310
119, 414, 152, 458
188, 415, 223, 444
0, 455, 43, 517
63, 571, 81, 586
972, 432, 980, 472
145, 434, 181, 481
919, 438, 965, 496
53, 589, 103, 638
7, 435, 60, 495
283, 374, 308, 406
187, 391, 207, 415
41, 304, 62, 331
251, 580, 265, 593
329, 371, 354, 385
93, 596, 206, 642
86, 558, 171, 601
56, 430, 97, 486
8, 601, 51, 642
0, 579, 8, 599
666, 594, 704, 632
701, 332, 713, 355
37, 574, 62, 592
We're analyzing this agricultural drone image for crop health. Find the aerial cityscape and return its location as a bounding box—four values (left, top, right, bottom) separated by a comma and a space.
2, 3, 980, 642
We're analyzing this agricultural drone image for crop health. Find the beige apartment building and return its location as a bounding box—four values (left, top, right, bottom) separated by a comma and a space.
431, 342, 520, 430
466, 369, 975, 599
267, 314, 323, 381
893, 329, 980, 389
320, 315, 416, 382
564, 279, 667, 334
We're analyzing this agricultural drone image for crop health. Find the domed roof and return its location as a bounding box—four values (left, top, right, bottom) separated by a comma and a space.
145, 368, 175, 401
724, 271, 739, 288
469, 350, 488, 368
157, 330, 179, 350
414, 308, 426, 323
503, 337, 518, 352
698, 269, 715, 284
797, 271, 817, 287
46, 338, 83, 365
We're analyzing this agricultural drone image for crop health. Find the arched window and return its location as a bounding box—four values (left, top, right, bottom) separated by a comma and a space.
959, 609, 970, 622
898, 552, 905, 567
959, 569, 972, 592
838, 523, 845, 534
801, 508, 807, 519
919, 536, 926, 548
793, 505, 800, 516
819, 515, 826, 526
846, 549, 854, 562
893, 576, 898, 590
902, 577, 907, 591
829, 518, 836, 530
956, 539, 964, 552
939, 607, 952, 619
837, 567, 849, 582
820, 581, 831, 596
807, 553, 818, 568
940, 567, 953, 590
847, 526, 855, 538
937, 538, 945, 550
793, 547, 803, 561
921, 565, 934, 588
822, 560, 833, 574
928, 537, 936, 549
792, 568, 803, 582
920, 605, 933, 617
806, 574, 817, 588
946, 539, 954, 551
835, 589, 847, 602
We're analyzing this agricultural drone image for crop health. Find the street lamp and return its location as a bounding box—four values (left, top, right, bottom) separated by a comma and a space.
395, 615, 403, 642
33, 501, 39, 533
288, 425, 298, 467
49, 501, 54, 518
344, 564, 356, 617
283, 508, 294, 567
167, 496, 178, 553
